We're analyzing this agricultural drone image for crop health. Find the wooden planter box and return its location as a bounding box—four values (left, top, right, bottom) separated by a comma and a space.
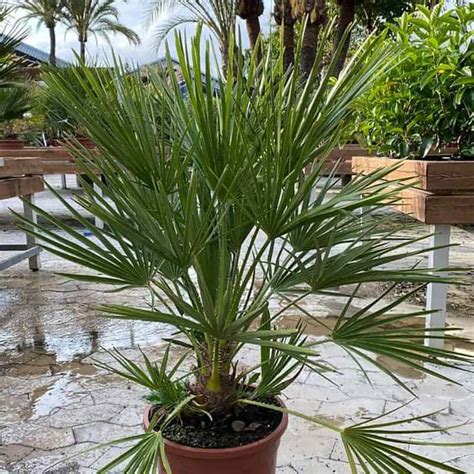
352, 155, 474, 225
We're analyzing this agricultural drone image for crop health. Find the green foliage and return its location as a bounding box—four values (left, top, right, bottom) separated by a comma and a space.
355, 0, 416, 32
352, 2, 474, 157
0, 85, 30, 137
0, 26, 26, 88
14, 0, 65, 29
341, 407, 473, 473
19, 23, 474, 472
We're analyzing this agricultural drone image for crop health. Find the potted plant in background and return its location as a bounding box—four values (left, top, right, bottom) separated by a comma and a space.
0, 85, 30, 148
352, 2, 473, 160
35, 68, 98, 149
351, 2, 474, 225
21, 25, 474, 474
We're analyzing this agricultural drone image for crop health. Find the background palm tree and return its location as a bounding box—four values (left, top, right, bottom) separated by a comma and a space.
146, 0, 236, 72
273, 0, 296, 70
14, 0, 65, 66
290, 0, 328, 80
333, 0, 354, 77
236, 0, 264, 59
0, 7, 26, 86
62, 0, 140, 61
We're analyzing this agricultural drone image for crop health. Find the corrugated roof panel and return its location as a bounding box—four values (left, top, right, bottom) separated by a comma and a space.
0, 33, 69, 68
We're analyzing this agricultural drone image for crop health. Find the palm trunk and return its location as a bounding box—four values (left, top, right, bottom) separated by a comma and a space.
221, 40, 230, 76
274, 0, 295, 71
48, 25, 56, 67
246, 15, 262, 61
333, 0, 355, 77
80, 39, 86, 62
282, 21, 295, 71
301, 21, 320, 81
237, 1, 264, 62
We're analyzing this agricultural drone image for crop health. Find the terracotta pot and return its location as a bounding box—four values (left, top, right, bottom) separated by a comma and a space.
143, 400, 288, 474
76, 137, 96, 149
59, 137, 96, 149
0, 139, 25, 149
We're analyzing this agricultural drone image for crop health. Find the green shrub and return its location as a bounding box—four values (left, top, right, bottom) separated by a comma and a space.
352, 2, 474, 157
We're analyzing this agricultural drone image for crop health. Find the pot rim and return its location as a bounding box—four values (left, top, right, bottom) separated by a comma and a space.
143, 396, 289, 460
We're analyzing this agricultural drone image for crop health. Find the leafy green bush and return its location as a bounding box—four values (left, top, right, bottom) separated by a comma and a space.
0, 86, 30, 138
352, 2, 474, 157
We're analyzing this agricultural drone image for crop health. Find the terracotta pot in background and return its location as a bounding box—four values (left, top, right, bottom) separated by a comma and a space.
58, 137, 97, 149
76, 137, 96, 149
0, 139, 25, 149
143, 401, 288, 474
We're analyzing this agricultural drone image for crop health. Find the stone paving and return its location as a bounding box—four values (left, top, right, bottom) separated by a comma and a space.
1, 177, 473, 473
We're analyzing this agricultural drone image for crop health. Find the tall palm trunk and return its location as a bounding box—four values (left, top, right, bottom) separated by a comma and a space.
80, 38, 86, 62
79, 31, 87, 62
301, 21, 319, 80
300, 1, 327, 81
333, 0, 355, 77
47, 24, 57, 66
246, 15, 262, 63
221, 41, 230, 76
237, 1, 264, 62
274, 0, 296, 71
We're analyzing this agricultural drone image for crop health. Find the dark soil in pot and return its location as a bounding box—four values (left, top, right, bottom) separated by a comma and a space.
150, 399, 283, 449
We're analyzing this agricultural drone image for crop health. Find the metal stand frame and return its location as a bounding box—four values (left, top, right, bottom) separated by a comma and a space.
0, 194, 41, 271
93, 182, 104, 229
425, 224, 450, 348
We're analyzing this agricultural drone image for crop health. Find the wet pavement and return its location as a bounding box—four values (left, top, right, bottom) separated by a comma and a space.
1, 177, 473, 473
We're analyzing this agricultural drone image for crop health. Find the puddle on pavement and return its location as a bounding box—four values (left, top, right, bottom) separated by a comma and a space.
375, 356, 425, 380
277, 312, 474, 380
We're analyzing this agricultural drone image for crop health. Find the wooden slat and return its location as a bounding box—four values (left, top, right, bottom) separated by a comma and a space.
0, 177, 44, 200
0, 158, 44, 177
396, 188, 474, 224
352, 155, 474, 192
425, 161, 474, 192
0, 159, 99, 176
352, 155, 474, 225
0, 147, 73, 159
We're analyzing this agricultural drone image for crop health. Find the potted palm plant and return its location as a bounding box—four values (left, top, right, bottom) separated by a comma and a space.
351, 2, 474, 225
0, 85, 30, 149
21, 26, 473, 474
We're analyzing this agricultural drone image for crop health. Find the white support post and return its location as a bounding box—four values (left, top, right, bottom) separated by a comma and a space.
23, 194, 41, 271
93, 181, 104, 229
425, 224, 450, 348
61, 175, 67, 189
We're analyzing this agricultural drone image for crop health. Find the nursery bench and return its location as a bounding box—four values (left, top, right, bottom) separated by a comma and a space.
0, 157, 43, 271
0, 149, 104, 229
308, 145, 371, 185
352, 155, 474, 348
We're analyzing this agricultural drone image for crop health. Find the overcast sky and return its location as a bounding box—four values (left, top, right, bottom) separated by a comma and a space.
12, 0, 275, 67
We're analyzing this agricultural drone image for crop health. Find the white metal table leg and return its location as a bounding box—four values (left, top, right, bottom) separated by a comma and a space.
93, 181, 104, 229
425, 224, 450, 348
23, 194, 41, 271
